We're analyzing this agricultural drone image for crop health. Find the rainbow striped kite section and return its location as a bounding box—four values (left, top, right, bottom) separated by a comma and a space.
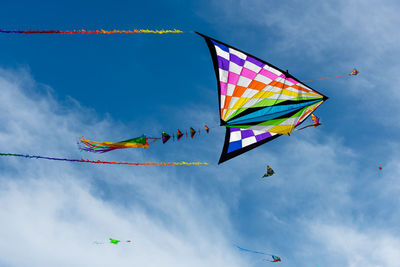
0, 153, 208, 166
0, 29, 183, 35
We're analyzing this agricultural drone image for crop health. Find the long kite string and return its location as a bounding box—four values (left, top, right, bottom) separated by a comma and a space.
235, 245, 273, 256
301, 69, 358, 82
0, 153, 208, 166
301, 74, 349, 82
0, 29, 183, 34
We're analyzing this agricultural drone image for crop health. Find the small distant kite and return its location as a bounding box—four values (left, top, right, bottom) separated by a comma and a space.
265, 255, 281, 263
109, 238, 120, 244
236, 245, 281, 263
349, 68, 359, 76
295, 114, 321, 131
94, 238, 132, 245
262, 165, 275, 178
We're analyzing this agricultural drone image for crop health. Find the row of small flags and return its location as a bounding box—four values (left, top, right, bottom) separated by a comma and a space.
161, 125, 210, 144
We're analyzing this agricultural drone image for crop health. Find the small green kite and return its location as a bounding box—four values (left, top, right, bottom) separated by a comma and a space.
94, 238, 131, 245
262, 165, 275, 178
109, 238, 121, 244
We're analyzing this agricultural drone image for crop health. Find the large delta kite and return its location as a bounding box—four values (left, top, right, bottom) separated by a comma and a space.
197, 32, 328, 164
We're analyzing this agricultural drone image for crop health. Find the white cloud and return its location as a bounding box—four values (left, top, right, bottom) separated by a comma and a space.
308, 222, 400, 267
0, 67, 247, 267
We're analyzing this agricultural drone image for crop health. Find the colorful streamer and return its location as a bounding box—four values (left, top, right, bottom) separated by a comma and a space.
0, 29, 183, 35
0, 153, 208, 166
79, 136, 159, 153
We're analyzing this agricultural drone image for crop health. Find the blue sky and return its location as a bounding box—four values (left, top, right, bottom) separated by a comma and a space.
1, 0, 400, 266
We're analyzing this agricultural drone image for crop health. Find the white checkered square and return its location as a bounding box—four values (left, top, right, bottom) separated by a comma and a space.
229, 49, 247, 59
237, 76, 251, 87
226, 83, 236, 96
263, 65, 282, 76
229, 62, 242, 75
230, 130, 242, 142
219, 69, 228, 83
254, 73, 273, 85
242, 136, 257, 147
215, 46, 230, 60
244, 61, 262, 73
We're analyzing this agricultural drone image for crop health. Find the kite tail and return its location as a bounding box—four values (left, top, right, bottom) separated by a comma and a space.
0, 29, 183, 35
78, 136, 157, 153
0, 152, 208, 166
78, 137, 116, 153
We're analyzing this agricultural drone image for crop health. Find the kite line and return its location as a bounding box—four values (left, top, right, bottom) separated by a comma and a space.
301, 68, 359, 82
0, 153, 208, 166
0, 29, 183, 34
236, 245, 274, 256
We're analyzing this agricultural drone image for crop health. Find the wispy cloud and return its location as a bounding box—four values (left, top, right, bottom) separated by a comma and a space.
0, 67, 247, 267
